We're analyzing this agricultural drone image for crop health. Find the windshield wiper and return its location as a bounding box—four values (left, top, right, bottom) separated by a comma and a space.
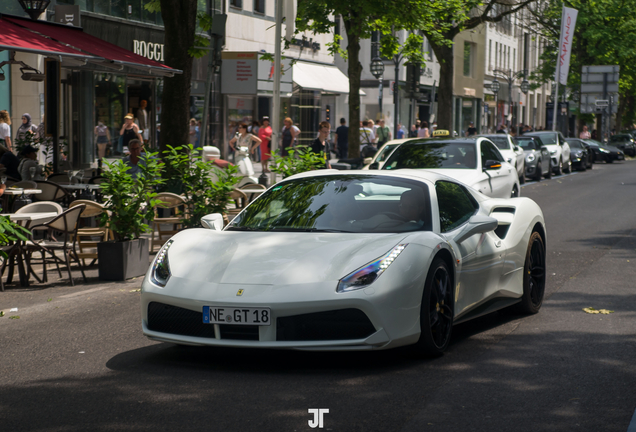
267, 227, 352, 233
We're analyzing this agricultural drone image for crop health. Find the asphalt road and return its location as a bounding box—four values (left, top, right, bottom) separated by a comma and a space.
1, 161, 635, 432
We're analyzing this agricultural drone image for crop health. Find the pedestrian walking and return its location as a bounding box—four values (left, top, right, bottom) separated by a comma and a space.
310, 121, 332, 169
335, 118, 349, 159
396, 123, 405, 139
119, 114, 142, 155
580, 125, 591, 139
0, 110, 12, 151
359, 120, 375, 149
15, 113, 37, 144
418, 121, 430, 138
258, 116, 273, 173
376, 119, 391, 146
281, 117, 300, 156
188, 118, 197, 146
229, 122, 261, 154
465, 121, 477, 137
94, 121, 111, 159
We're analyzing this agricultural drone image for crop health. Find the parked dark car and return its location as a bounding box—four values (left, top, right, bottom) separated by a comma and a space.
583, 139, 625, 163
566, 139, 594, 170
514, 135, 552, 181
608, 134, 636, 157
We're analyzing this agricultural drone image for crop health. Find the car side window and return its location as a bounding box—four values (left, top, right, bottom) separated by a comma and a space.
480, 141, 504, 166
436, 181, 478, 233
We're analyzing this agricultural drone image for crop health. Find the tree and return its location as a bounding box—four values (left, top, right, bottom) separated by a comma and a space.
145, 0, 206, 154
297, 1, 441, 158
528, 0, 636, 129
419, 0, 535, 131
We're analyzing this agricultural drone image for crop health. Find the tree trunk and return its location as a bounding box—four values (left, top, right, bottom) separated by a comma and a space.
159, 0, 198, 154
344, 17, 362, 159
430, 41, 454, 131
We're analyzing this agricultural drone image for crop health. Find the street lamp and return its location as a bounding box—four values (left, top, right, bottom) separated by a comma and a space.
520, 78, 530, 95
491, 78, 500, 130
370, 55, 385, 122
17, 0, 51, 20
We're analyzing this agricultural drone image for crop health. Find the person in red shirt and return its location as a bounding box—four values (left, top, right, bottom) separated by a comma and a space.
258, 116, 273, 173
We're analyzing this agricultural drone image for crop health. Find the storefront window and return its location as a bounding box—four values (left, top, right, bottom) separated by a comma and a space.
94, 73, 125, 158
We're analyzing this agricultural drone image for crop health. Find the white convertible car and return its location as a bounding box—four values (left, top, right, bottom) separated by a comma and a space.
378, 136, 521, 198
142, 170, 546, 356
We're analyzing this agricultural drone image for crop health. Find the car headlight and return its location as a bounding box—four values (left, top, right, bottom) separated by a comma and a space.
151, 239, 174, 286
599, 148, 609, 153
574, 151, 583, 157
526, 153, 535, 162
550, 149, 557, 155
337, 244, 407, 293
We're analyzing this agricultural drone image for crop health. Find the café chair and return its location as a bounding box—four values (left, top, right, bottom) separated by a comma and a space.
24, 205, 87, 286
151, 192, 186, 251
69, 200, 111, 267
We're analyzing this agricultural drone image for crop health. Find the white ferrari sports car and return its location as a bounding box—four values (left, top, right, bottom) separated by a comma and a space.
380, 137, 521, 198
142, 170, 546, 356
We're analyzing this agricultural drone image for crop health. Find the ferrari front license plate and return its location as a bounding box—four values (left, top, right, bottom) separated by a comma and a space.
202, 306, 271, 326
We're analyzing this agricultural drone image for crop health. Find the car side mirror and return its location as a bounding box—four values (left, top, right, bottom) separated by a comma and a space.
201, 213, 224, 231
454, 215, 499, 244
369, 162, 380, 170
363, 157, 373, 165
483, 160, 502, 170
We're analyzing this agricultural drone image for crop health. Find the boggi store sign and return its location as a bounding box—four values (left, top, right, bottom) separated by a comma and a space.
133, 40, 165, 62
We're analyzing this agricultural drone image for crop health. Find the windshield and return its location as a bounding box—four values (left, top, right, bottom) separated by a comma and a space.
568, 140, 583, 149
227, 175, 432, 233
584, 139, 601, 147
610, 135, 631, 142
485, 136, 510, 150
528, 133, 557, 145
375, 144, 399, 163
382, 142, 477, 170
515, 137, 538, 150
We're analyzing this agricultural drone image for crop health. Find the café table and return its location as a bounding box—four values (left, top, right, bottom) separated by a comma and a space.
60, 184, 102, 202
1, 189, 42, 213
0, 212, 57, 287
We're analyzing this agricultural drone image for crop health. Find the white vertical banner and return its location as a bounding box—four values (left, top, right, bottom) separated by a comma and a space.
556, 6, 578, 86
284, 0, 297, 42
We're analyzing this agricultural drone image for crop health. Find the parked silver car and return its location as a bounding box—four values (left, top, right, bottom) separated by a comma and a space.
514, 135, 552, 181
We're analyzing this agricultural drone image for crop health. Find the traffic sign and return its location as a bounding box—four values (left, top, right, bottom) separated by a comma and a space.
595, 100, 609, 107
581, 83, 619, 93
581, 73, 620, 83
582, 65, 619, 75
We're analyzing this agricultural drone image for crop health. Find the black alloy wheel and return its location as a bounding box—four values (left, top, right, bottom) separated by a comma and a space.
514, 232, 546, 314
415, 258, 453, 356
534, 162, 542, 181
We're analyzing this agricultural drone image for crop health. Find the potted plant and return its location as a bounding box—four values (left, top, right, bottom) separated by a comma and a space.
162, 144, 240, 227
97, 153, 164, 280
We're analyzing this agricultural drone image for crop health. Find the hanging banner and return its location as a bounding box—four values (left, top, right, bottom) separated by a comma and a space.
556, 6, 578, 86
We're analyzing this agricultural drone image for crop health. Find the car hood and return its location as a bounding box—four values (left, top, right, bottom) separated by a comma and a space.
421, 168, 481, 186
165, 229, 408, 285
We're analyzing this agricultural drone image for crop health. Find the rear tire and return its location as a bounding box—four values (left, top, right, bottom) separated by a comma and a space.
414, 258, 454, 356
519, 165, 526, 184
513, 232, 546, 314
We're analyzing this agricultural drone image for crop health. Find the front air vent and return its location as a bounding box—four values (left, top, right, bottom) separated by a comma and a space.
491, 207, 516, 214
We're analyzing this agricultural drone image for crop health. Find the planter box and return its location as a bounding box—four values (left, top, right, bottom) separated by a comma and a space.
98, 238, 149, 281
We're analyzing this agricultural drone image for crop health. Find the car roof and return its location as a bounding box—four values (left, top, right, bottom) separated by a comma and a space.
284, 166, 484, 195
524, 131, 557, 135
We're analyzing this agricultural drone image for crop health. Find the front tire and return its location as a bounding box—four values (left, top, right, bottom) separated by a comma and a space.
414, 258, 454, 356
564, 158, 572, 173
514, 232, 546, 314
519, 164, 526, 184
555, 158, 563, 175
544, 161, 552, 179
534, 162, 542, 182
511, 185, 519, 198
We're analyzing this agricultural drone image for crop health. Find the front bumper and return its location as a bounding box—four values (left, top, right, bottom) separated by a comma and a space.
140, 254, 428, 351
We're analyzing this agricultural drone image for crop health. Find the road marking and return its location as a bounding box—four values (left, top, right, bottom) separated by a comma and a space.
522, 171, 579, 188
628, 408, 636, 432
59, 286, 110, 298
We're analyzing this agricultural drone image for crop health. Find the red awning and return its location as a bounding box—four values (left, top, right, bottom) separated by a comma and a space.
0, 17, 99, 60
5, 16, 179, 77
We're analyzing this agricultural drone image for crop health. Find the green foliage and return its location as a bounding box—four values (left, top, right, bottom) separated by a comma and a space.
269, 146, 327, 178
0, 216, 30, 258
161, 144, 241, 227
99, 153, 165, 242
